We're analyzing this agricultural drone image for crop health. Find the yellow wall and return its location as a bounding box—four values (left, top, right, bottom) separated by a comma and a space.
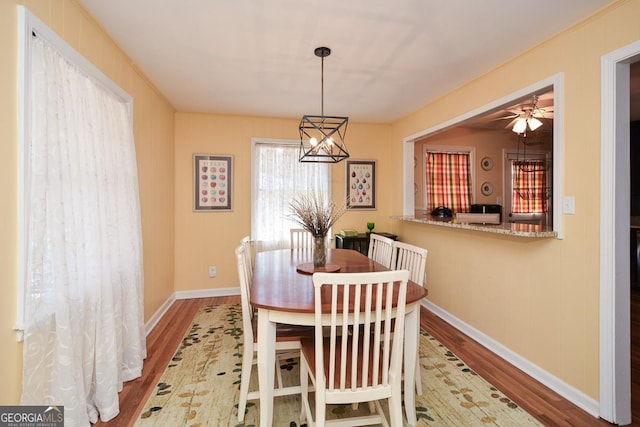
0, 0, 176, 404
391, 0, 639, 401
2, 0, 638, 413
174, 113, 392, 290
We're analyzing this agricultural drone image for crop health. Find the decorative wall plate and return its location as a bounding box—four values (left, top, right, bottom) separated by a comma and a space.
481, 181, 494, 196
481, 156, 494, 171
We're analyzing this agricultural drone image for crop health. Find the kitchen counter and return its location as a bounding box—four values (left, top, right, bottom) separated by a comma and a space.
391, 215, 557, 238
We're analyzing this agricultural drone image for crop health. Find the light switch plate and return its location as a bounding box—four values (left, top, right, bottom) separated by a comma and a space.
562, 196, 576, 214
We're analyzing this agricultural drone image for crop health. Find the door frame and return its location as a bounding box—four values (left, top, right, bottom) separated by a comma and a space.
599, 40, 640, 425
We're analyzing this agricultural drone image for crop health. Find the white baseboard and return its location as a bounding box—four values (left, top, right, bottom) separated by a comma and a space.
144, 293, 176, 337
422, 299, 601, 418
174, 287, 240, 300
144, 287, 240, 336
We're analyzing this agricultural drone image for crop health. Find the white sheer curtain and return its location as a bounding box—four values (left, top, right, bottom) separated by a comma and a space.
252, 142, 330, 251
20, 35, 146, 426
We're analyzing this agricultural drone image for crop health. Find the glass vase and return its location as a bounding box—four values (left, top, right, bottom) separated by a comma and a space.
313, 235, 327, 268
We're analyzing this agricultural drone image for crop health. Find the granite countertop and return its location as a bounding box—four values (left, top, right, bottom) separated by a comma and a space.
391, 215, 557, 238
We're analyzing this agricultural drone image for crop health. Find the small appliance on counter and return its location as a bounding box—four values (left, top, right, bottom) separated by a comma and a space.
470, 204, 502, 222
430, 206, 453, 221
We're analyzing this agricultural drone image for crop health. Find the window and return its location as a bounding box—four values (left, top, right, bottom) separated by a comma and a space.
512, 161, 548, 213
251, 139, 330, 250
423, 147, 474, 214
17, 7, 145, 424
504, 151, 552, 225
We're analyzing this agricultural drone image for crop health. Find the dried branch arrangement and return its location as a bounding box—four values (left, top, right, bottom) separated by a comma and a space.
288, 192, 346, 237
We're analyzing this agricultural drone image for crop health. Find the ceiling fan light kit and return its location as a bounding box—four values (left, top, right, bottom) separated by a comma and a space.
299, 46, 349, 163
511, 94, 546, 134
512, 117, 528, 134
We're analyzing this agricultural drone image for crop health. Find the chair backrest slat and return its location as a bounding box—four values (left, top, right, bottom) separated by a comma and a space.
391, 241, 428, 286
367, 234, 395, 268
312, 270, 409, 393
290, 228, 314, 249
240, 236, 253, 279
235, 244, 255, 338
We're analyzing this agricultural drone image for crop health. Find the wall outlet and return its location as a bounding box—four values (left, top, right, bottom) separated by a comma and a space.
208, 266, 217, 278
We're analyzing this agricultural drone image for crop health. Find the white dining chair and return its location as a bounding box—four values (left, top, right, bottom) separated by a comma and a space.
300, 269, 410, 427
235, 244, 312, 422
391, 240, 428, 395
367, 233, 394, 268
391, 241, 428, 290
240, 235, 253, 278
290, 228, 314, 249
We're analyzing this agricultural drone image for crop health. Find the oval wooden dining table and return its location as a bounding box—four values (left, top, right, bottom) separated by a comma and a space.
251, 248, 428, 426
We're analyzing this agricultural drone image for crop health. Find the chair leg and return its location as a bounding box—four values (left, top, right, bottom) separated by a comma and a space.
415, 314, 423, 396
415, 358, 423, 395
388, 388, 403, 427
276, 354, 284, 389
374, 400, 390, 427
300, 356, 308, 421
314, 379, 326, 427
237, 349, 254, 422
316, 400, 326, 427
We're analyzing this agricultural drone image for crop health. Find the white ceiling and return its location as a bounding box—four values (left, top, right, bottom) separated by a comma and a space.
81, 0, 611, 123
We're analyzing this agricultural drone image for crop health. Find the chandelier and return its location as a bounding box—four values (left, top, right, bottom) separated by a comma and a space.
299, 47, 349, 163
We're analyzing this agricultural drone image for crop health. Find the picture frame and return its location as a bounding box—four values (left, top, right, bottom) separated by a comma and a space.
193, 154, 233, 211
346, 159, 376, 210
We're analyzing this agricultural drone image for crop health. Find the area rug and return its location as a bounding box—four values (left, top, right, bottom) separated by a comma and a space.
134, 304, 543, 426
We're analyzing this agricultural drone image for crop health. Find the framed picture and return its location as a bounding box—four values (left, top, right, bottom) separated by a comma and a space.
194, 154, 233, 211
346, 159, 376, 210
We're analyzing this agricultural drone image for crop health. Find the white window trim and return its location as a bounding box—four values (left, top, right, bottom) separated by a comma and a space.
403, 73, 564, 238
16, 6, 133, 339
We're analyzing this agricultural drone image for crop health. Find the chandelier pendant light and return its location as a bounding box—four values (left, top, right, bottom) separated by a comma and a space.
299, 47, 349, 163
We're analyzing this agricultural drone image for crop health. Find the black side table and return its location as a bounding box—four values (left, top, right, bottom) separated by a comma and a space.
335, 232, 398, 256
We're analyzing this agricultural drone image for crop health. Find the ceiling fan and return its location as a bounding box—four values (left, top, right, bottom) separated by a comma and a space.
492, 94, 554, 132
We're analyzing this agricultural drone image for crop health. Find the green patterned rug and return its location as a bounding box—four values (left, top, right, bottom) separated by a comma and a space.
134, 304, 542, 426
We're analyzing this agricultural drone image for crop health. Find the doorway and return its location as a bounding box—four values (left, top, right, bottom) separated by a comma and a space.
600, 41, 640, 425
630, 67, 640, 424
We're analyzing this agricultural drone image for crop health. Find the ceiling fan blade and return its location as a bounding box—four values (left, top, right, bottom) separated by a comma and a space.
489, 113, 519, 121
532, 108, 554, 119
504, 118, 518, 129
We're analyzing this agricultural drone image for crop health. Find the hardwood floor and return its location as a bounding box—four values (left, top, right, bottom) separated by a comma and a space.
425, 308, 617, 427
98, 295, 620, 427
94, 296, 240, 427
